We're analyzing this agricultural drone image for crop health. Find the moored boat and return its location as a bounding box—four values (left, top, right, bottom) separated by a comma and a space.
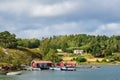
49, 66, 61, 70
54, 66, 61, 70
66, 67, 76, 71
61, 67, 76, 71
6, 71, 22, 75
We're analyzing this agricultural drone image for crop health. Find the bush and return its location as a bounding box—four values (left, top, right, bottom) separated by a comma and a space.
102, 59, 107, 62
96, 59, 100, 62
76, 56, 87, 62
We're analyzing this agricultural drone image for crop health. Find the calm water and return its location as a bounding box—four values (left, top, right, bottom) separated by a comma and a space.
0, 65, 120, 80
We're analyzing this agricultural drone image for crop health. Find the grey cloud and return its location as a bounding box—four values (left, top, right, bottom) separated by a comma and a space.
0, 0, 120, 38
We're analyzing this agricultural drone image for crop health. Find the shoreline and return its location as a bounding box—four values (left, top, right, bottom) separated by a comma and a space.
77, 61, 120, 66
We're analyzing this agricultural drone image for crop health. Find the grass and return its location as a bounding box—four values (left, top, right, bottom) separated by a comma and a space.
0, 47, 42, 66
1, 47, 120, 66
61, 53, 120, 65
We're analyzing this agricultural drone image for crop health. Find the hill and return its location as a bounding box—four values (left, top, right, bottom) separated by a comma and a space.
0, 47, 41, 67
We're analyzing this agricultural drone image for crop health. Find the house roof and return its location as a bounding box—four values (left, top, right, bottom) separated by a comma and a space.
32, 60, 52, 63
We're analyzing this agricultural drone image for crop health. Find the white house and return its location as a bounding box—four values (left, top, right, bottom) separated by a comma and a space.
74, 50, 84, 55
56, 49, 63, 52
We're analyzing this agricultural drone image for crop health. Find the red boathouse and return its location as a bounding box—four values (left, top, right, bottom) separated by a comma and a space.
31, 60, 52, 69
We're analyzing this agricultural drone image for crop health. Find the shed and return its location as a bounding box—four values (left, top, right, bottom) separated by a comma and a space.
58, 61, 76, 67
31, 60, 52, 70
66, 61, 76, 67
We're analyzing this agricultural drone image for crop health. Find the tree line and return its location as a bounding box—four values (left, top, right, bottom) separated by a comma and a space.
40, 34, 120, 57
0, 31, 120, 60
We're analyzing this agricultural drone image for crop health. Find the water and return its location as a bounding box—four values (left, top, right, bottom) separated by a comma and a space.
0, 65, 120, 80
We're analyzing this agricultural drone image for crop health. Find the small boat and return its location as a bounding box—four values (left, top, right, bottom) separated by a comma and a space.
31, 68, 41, 71
66, 67, 76, 71
53, 66, 61, 70
49, 66, 61, 70
6, 71, 22, 75
26, 67, 33, 71
61, 67, 76, 71
61, 67, 67, 71
49, 67, 54, 70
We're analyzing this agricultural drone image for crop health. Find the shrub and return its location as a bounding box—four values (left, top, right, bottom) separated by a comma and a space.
102, 59, 107, 62
96, 59, 100, 62
76, 56, 87, 62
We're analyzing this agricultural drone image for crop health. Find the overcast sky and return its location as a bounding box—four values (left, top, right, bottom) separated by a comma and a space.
0, 0, 120, 39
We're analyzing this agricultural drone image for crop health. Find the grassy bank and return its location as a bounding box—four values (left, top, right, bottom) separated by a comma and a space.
62, 53, 120, 65
0, 48, 41, 68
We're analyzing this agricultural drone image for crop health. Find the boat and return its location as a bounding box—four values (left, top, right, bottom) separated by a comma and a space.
6, 71, 22, 75
31, 68, 41, 71
49, 66, 76, 71
66, 67, 76, 71
61, 67, 66, 70
26, 67, 33, 71
54, 66, 61, 70
49, 67, 54, 70
49, 66, 61, 70
61, 67, 76, 71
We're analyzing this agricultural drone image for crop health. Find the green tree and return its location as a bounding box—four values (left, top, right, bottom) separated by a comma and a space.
28, 38, 40, 48
40, 38, 50, 58
60, 42, 68, 52
38, 34, 120, 58
0, 31, 17, 48
45, 49, 62, 63
17, 38, 40, 48
104, 49, 112, 56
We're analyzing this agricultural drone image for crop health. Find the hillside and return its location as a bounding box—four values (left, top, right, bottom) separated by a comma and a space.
0, 47, 41, 67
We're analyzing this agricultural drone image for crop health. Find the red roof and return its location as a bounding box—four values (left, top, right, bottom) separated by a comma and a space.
32, 60, 52, 64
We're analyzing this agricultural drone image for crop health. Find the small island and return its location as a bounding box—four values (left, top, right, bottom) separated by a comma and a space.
0, 31, 120, 73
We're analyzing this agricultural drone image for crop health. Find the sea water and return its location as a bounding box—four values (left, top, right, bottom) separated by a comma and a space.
0, 65, 120, 80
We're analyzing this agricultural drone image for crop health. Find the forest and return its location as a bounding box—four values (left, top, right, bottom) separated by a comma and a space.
0, 31, 120, 67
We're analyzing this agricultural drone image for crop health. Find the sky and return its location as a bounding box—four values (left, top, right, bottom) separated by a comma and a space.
0, 0, 120, 39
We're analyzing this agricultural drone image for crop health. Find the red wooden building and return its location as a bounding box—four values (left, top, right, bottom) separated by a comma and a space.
31, 60, 52, 69
54, 61, 76, 67
65, 61, 76, 67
